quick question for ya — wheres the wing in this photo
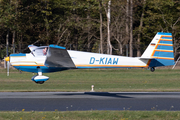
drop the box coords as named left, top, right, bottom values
left=45, top=45, right=76, bottom=68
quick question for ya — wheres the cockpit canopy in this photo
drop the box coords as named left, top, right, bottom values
left=28, top=45, right=48, bottom=56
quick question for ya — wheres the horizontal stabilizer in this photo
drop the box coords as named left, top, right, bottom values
left=139, top=57, right=154, bottom=60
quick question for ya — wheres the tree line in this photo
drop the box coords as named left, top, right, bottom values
left=0, top=0, right=180, bottom=60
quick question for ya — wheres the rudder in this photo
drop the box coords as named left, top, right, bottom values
left=141, top=32, right=174, bottom=67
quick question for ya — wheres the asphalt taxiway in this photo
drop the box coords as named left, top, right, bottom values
left=0, top=92, right=180, bottom=111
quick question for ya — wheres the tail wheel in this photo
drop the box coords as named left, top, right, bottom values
left=150, top=67, right=155, bottom=72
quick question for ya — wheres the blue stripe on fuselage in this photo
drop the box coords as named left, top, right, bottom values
left=13, top=66, right=69, bottom=73
left=10, top=53, right=26, bottom=57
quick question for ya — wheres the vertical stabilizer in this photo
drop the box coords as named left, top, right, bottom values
left=141, top=32, right=174, bottom=67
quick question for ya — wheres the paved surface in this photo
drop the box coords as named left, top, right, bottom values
left=0, top=92, right=180, bottom=111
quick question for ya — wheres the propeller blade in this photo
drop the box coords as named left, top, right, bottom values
left=7, top=61, right=9, bottom=76
left=5, top=57, right=10, bottom=76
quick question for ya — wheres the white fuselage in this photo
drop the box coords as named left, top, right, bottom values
left=68, top=50, right=149, bottom=68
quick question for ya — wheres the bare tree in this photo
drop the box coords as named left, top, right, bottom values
left=111, top=1, right=128, bottom=55
left=56, top=23, right=68, bottom=45
left=137, top=0, right=146, bottom=57
left=129, top=0, right=133, bottom=57
left=126, top=0, right=129, bottom=56
left=99, top=0, right=104, bottom=53
left=103, top=0, right=112, bottom=54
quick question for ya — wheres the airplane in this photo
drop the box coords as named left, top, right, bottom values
left=4, top=32, right=175, bottom=84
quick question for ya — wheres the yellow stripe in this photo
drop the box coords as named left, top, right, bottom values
left=11, top=61, right=44, bottom=65
left=151, top=57, right=174, bottom=60
left=11, top=61, right=37, bottom=64
left=12, top=65, right=45, bottom=66
left=154, top=49, right=173, bottom=52
left=75, top=64, right=149, bottom=68
left=157, top=43, right=173, bottom=46
left=159, top=39, right=172, bottom=41
left=161, top=35, right=172, bottom=37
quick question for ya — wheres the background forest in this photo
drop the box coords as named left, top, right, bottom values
left=0, top=0, right=180, bottom=60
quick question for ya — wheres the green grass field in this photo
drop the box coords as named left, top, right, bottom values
left=0, top=68, right=180, bottom=92
left=0, top=111, right=180, bottom=120
left=1, top=68, right=180, bottom=120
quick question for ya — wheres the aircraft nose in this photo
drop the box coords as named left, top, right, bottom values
left=5, top=57, right=10, bottom=62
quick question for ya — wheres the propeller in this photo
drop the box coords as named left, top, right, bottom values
left=4, top=57, right=10, bottom=76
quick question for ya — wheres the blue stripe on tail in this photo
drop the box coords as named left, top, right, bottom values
left=159, top=41, right=172, bottom=44
left=149, top=59, right=174, bottom=67
left=150, top=32, right=174, bottom=67
left=157, top=32, right=172, bottom=35
left=153, top=51, right=174, bottom=58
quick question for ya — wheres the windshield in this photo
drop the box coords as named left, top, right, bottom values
left=31, top=47, right=48, bottom=56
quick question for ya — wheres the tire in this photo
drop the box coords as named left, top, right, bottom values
left=150, top=67, right=155, bottom=72
left=35, top=81, right=45, bottom=84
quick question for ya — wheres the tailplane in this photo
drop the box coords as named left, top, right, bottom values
left=141, top=32, right=174, bottom=67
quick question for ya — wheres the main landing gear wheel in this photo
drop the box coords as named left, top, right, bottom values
left=150, top=67, right=155, bottom=72
left=35, top=81, right=45, bottom=84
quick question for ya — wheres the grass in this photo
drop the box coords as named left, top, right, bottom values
left=0, top=68, right=180, bottom=92
left=0, top=111, right=180, bottom=120
left=1, top=68, right=180, bottom=119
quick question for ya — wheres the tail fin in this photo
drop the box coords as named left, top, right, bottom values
left=141, top=32, right=174, bottom=67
